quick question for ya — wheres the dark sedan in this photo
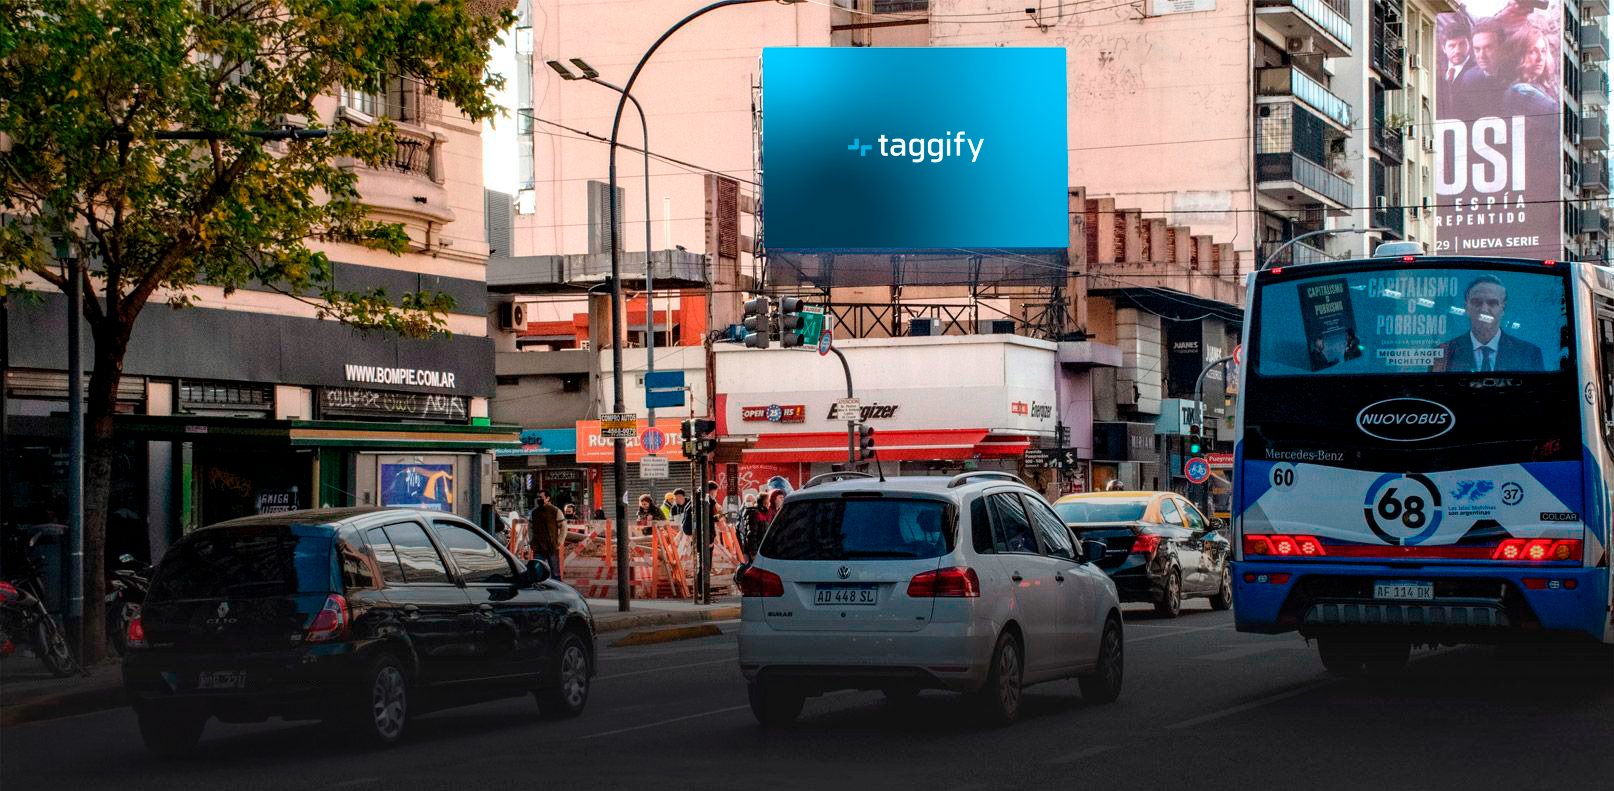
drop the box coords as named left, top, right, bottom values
left=1053, top=492, right=1232, bottom=617
left=123, top=507, right=595, bottom=756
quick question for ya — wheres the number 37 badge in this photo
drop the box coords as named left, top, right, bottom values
left=1363, top=473, right=1444, bottom=546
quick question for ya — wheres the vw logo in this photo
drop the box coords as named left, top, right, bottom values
left=837, top=566, right=851, bottom=579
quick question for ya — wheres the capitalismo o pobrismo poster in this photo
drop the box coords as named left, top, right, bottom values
left=1435, top=0, right=1563, bottom=258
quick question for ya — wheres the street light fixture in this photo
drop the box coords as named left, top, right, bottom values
left=1259, top=226, right=1395, bottom=270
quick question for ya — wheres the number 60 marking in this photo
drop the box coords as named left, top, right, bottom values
left=1270, top=463, right=1297, bottom=489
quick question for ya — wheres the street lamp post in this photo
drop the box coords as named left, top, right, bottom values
left=545, top=61, right=661, bottom=431
left=1259, top=227, right=1393, bottom=270
left=602, top=0, right=801, bottom=611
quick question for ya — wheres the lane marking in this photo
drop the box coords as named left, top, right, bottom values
left=323, top=779, right=381, bottom=790
left=1128, top=624, right=1235, bottom=644
left=597, top=658, right=734, bottom=681
left=1164, top=681, right=1335, bottom=729
left=1042, top=744, right=1114, bottom=765
left=576, top=705, right=750, bottom=740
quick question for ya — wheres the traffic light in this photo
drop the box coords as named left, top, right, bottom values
left=857, top=423, right=876, bottom=461
left=692, top=418, right=718, bottom=454
left=778, top=297, right=805, bottom=348
left=742, top=295, right=771, bottom=349
left=680, top=418, right=698, bottom=457
left=1187, top=434, right=1203, bottom=455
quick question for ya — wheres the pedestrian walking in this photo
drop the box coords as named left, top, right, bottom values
left=528, top=492, right=565, bottom=576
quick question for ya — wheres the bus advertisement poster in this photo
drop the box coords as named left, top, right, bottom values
left=1297, top=277, right=1361, bottom=371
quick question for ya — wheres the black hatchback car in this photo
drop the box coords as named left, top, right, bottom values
left=123, top=508, right=595, bottom=756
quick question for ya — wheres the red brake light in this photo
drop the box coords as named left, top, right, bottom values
left=738, top=566, right=784, bottom=597
left=1524, top=539, right=1553, bottom=561
left=1272, top=535, right=1297, bottom=555
left=1245, top=534, right=1324, bottom=557
left=1401, top=255, right=1416, bottom=262
left=306, top=594, right=350, bottom=643
left=908, top=567, right=981, bottom=598
left=1293, top=536, right=1326, bottom=556
left=1542, top=259, right=1556, bottom=266
left=1492, top=538, right=1581, bottom=562
left=1244, top=536, right=1272, bottom=555
left=126, top=615, right=147, bottom=649
left=1131, top=533, right=1161, bottom=556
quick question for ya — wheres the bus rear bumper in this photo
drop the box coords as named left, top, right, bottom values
left=1232, top=561, right=1609, bottom=643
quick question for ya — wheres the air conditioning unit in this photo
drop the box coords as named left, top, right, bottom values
left=908, top=317, right=940, bottom=337
left=981, top=319, right=1016, bottom=335
left=1374, top=195, right=1389, bottom=210
left=497, top=301, right=527, bottom=331
left=1286, top=36, right=1320, bottom=56
left=1422, top=137, right=1435, bottom=152
left=1409, top=52, right=1422, bottom=71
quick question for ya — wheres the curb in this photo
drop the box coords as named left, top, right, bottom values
left=609, top=623, right=723, bottom=648
left=594, top=605, right=741, bottom=635
left=0, top=681, right=127, bottom=727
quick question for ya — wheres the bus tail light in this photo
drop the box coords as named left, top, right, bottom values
left=1243, top=534, right=1326, bottom=557
left=1492, top=539, right=1581, bottom=562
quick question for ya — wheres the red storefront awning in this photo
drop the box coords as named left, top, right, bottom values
left=742, top=429, right=989, bottom=463
left=975, top=433, right=1033, bottom=458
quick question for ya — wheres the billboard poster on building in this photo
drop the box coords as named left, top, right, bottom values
left=380, top=463, right=455, bottom=512
left=1435, top=0, right=1562, bottom=257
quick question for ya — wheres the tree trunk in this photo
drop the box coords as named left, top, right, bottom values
left=79, top=325, right=129, bottom=665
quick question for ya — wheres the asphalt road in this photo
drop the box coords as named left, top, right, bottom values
left=3, top=601, right=1610, bottom=790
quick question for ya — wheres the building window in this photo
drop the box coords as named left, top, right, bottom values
left=496, top=376, right=521, bottom=387
left=561, top=376, right=584, bottom=393
left=178, top=380, right=274, bottom=414
left=340, top=75, right=423, bottom=123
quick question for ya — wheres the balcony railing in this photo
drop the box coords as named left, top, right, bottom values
left=1586, top=114, right=1609, bottom=149
left=1372, top=121, right=1404, bottom=162
left=1257, top=67, right=1354, bottom=129
left=1373, top=203, right=1405, bottom=238
left=1258, top=239, right=1335, bottom=267
left=1372, top=31, right=1404, bottom=87
left=1257, top=152, right=1353, bottom=207
left=1585, top=156, right=1610, bottom=193
left=1583, top=24, right=1610, bottom=59
left=1583, top=65, right=1609, bottom=105
left=1577, top=208, right=1610, bottom=236
left=1256, top=0, right=1353, bottom=50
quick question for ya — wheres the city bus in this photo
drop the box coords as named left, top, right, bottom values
left=1232, top=244, right=1613, bottom=675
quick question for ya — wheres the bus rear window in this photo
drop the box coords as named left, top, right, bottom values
left=1255, top=266, right=1569, bottom=376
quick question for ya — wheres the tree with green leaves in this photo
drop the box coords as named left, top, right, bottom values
left=0, top=0, right=514, bottom=662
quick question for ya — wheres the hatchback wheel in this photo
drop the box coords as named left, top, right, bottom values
left=1209, top=567, right=1233, bottom=611
left=137, top=707, right=207, bottom=758
left=971, top=631, right=1024, bottom=726
left=536, top=631, right=591, bottom=719
left=1078, top=618, right=1124, bottom=704
left=748, top=679, right=805, bottom=727
left=1155, top=568, right=1183, bottom=618
left=346, top=652, right=409, bottom=747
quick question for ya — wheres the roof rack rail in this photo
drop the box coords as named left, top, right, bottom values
left=945, top=471, right=1022, bottom=489
left=803, top=471, right=876, bottom=489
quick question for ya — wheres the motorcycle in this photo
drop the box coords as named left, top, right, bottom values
left=105, top=553, right=151, bottom=658
left=0, top=530, right=81, bottom=677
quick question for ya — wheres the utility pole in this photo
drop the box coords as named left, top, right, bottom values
left=62, top=243, right=84, bottom=656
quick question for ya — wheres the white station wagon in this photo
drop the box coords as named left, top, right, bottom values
left=737, top=471, right=1124, bottom=726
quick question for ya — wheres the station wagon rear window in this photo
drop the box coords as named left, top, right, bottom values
left=150, top=524, right=334, bottom=599
left=761, top=498, right=954, bottom=561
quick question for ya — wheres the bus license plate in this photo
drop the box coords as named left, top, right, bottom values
left=1374, top=581, right=1433, bottom=601
left=815, top=585, right=877, bottom=606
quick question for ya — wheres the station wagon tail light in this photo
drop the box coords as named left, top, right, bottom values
left=306, top=594, right=350, bottom=643
left=907, top=567, right=981, bottom=598
left=738, top=566, right=784, bottom=597
left=1244, top=534, right=1325, bottom=557
left=1131, top=533, right=1161, bottom=556
left=1492, top=539, right=1581, bottom=562
left=126, top=615, right=146, bottom=649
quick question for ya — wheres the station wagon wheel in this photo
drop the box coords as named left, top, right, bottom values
left=972, top=630, right=1023, bottom=726
left=1079, top=617, right=1124, bottom=704
left=537, top=631, right=591, bottom=719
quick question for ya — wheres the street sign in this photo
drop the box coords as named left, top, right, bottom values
left=1184, top=456, right=1211, bottom=484
left=799, top=309, right=825, bottom=347
left=600, top=412, right=637, bottom=439
left=818, top=324, right=833, bottom=356
left=640, top=428, right=667, bottom=454
left=639, top=454, right=669, bottom=479
left=1206, top=452, right=1234, bottom=467
left=833, top=398, right=861, bottom=422
left=644, top=371, right=686, bottom=409
left=1023, top=448, right=1050, bottom=467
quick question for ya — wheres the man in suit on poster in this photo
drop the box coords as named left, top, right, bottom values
left=1433, top=275, right=1545, bottom=372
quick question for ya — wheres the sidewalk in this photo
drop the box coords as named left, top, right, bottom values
left=0, top=657, right=125, bottom=728
left=0, top=597, right=740, bottom=728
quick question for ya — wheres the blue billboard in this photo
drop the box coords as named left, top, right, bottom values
left=762, top=47, right=1068, bottom=252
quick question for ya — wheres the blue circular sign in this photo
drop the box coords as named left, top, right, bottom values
left=766, top=404, right=783, bottom=422
left=640, top=428, right=666, bottom=454
left=1185, top=457, right=1210, bottom=484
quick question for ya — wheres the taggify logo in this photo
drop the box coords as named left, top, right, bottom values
left=846, top=132, right=984, bottom=163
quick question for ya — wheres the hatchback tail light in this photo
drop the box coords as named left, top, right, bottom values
left=126, top=615, right=147, bottom=650
left=1492, top=539, right=1581, bottom=562
left=1130, top=533, right=1161, bottom=557
left=907, top=567, right=981, bottom=598
left=305, top=594, right=350, bottom=643
left=738, top=566, right=784, bottom=597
